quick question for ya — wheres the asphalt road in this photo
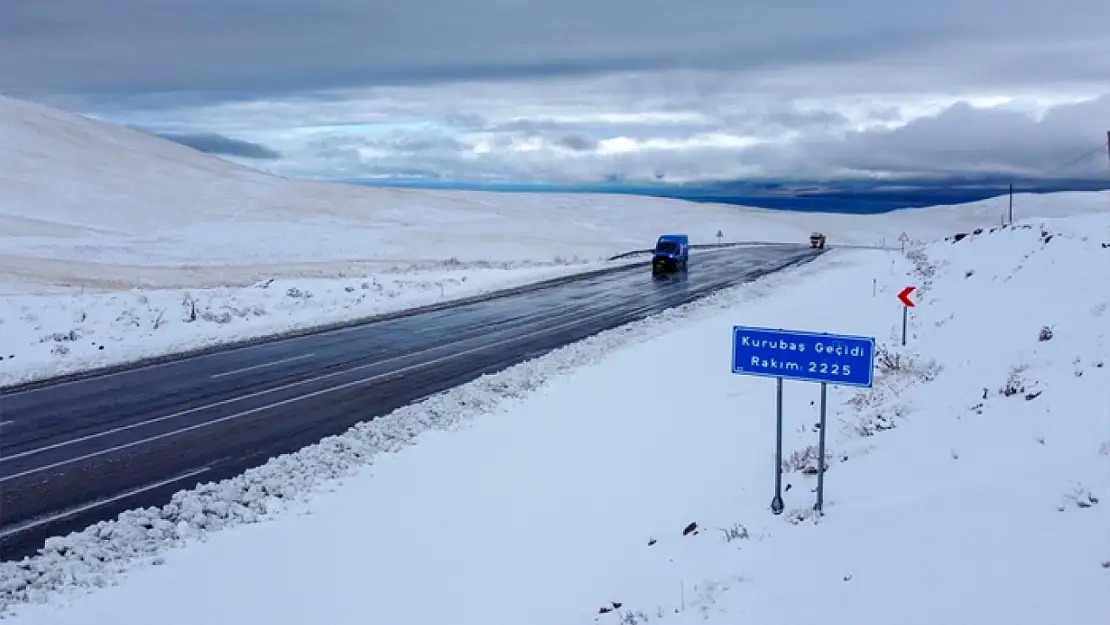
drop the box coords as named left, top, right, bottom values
left=0, top=244, right=822, bottom=560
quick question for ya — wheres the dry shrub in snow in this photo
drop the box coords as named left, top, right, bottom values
left=999, top=364, right=1034, bottom=398
left=718, top=523, right=750, bottom=543
left=849, top=403, right=911, bottom=438
left=285, top=287, right=311, bottom=299
left=781, top=445, right=831, bottom=474
left=1058, top=484, right=1101, bottom=512
left=905, top=247, right=938, bottom=286
left=873, top=343, right=942, bottom=381
left=843, top=343, right=939, bottom=439
left=785, top=506, right=820, bottom=525
left=39, top=330, right=81, bottom=344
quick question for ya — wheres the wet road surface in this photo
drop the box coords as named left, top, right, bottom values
left=0, top=244, right=822, bottom=559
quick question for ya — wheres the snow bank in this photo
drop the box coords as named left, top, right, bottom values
left=4, top=211, right=1107, bottom=624
left=0, top=258, right=641, bottom=387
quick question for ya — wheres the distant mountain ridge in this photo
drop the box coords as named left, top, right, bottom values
left=347, top=176, right=1110, bottom=214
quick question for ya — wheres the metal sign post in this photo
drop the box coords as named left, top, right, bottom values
left=898, top=286, right=916, bottom=346
left=716, top=229, right=724, bottom=245
left=732, top=326, right=876, bottom=515
left=815, top=382, right=828, bottom=512
left=772, top=377, right=785, bottom=514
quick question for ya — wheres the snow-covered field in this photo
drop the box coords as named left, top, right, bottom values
left=3, top=208, right=1107, bottom=623
left=3, top=94, right=1107, bottom=386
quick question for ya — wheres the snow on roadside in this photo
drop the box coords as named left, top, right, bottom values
left=0, top=245, right=827, bottom=616
left=4, top=214, right=1108, bottom=624
left=0, top=257, right=641, bottom=387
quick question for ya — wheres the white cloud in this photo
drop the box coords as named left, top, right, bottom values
left=99, top=70, right=1109, bottom=184
left=4, top=0, right=1109, bottom=184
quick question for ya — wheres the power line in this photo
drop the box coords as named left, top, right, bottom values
left=1005, top=135, right=1109, bottom=226
left=1040, top=140, right=1110, bottom=178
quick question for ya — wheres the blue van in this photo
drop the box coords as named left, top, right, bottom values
left=651, top=234, right=689, bottom=275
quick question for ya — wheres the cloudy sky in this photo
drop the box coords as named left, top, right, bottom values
left=3, top=0, right=1109, bottom=184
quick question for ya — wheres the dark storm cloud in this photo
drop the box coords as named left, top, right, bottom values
left=749, top=94, right=1110, bottom=180
left=2, top=0, right=1109, bottom=100
left=155, top=132, right=283, bottom=160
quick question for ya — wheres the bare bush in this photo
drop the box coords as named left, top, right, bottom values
left=906, top=248, right=937, bottom=282
left=285, top=287, right=312, bottom=299
left=876, top=344, right=904, bottom=373
left=718, top=523, right=750, bottom=543
left=618, top=609, right=651, bottom=624
left=782, top=445, right=831, bottom=474
left=181, top=292, right=197, bottom=322
left=200, top=310, right=233, bottom=324
left=1058, top=484, right=1101, bottom=512
left=115, top=310, right=140, bottom=327
left=39, top=330, right=80, bottom=344
left=1000, top=364, right=1030, bottom=397
left=786, top=506, right=820, bottom=525
left=875, top=344, right=942, bottom=382
left=851, top=404, right=908, bottom=437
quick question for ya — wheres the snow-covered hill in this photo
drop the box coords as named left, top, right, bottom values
left=3, top=210, right=1107, bottom=624
left=2, top=92, right=1108, bottom=386
left=3, top=93, right=1107, bottom=295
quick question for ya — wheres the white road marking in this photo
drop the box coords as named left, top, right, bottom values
left=0, top=467, right=211, bottom=538
left=0, top=294, right=682, bottom=483
left=210, top=353, right=316, bottom=379
left=0, top=300, right=614, bottom=468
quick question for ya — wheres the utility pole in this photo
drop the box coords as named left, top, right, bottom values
left=1008, top=183, right=1013, bottom=226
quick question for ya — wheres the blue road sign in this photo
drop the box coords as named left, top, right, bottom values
left=732, top=325, right=876, bottom=388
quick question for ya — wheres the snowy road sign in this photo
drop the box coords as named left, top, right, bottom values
left=731, top=326, right=875, bottom=388
left=898, top=286, right=917, bottom=345
left=898, top=286, right=916, bottom=307
left=732, top=325, right=876, bottom=516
